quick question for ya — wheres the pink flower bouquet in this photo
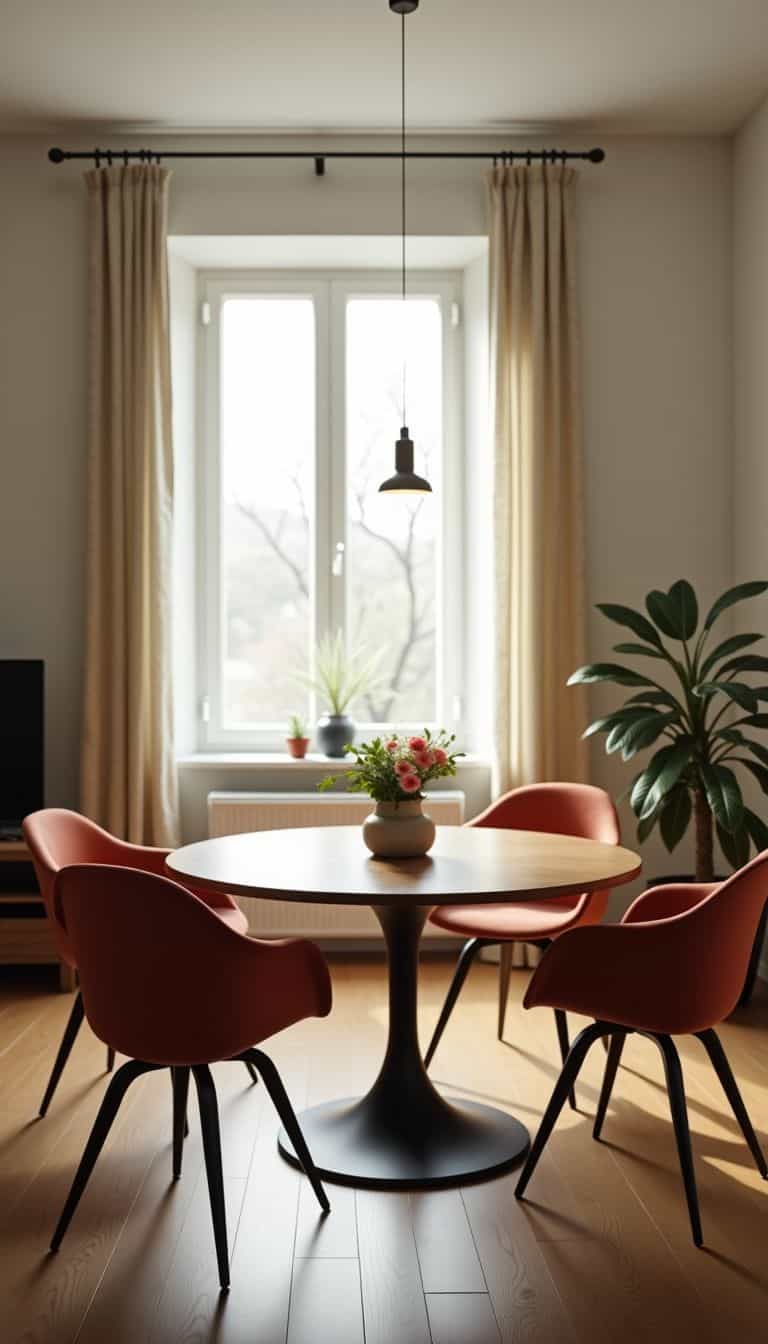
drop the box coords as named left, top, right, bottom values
left=319, top=729, right=462, bottom=803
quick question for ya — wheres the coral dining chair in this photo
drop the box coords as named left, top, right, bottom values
left=23, top=808, right=253, bottom=1116
left=515, top=855, right=768, bottom=1246
left=49, top=864, right=332, bottom=1290
left=425, top=784, right=620, bottom=1107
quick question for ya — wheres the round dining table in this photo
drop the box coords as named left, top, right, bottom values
left=168, top=825, right=641, bottom=1190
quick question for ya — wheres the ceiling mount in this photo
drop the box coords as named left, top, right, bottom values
left=389, top=1, right=419, bottom=13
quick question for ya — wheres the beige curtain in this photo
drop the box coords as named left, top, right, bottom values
left=489, top=163, right=588, bottom=793
left=81, top=165, right=178, bottom=845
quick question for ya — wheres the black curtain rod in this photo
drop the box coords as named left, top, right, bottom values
left=48, top=145, right=605, bottom=177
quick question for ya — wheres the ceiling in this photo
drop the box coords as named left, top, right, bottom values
left=2, top=0, right=768, bottom=137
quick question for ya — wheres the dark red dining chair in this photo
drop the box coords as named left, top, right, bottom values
left=425, top=784, right=620, bottom=1107
left=515, top=855, right=768, bottom=1246
left=23, top=808, right=253, bottom=1116
left=49, top=864, right=332, bottom=1290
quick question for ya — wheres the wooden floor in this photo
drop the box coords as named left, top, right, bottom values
left=0, top=955, right=766, bottom=1344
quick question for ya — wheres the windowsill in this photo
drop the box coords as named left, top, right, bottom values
left=177, top=752, right=492, bottom=771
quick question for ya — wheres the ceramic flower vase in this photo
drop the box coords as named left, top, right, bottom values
left=362, top=799, right=436, bottom=859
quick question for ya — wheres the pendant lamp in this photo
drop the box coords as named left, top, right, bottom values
left=379, top=0, right=432, bottom=495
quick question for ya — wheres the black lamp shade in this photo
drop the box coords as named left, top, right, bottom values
left=378, top=426, right=432, bottom=494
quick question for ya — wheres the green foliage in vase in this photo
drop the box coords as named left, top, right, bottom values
left=569, top=579, right=768, bottom=881
left=319, top=729, right=463, bottom=803
left=296, top=630, right=385, bottom=716
left=287, top=714, right=308, bottom=740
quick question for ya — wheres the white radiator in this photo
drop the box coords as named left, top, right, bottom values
left=207, top=790, right=465, bottom=941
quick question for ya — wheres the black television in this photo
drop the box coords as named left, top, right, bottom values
left=0, top=660, right=44, bottom=833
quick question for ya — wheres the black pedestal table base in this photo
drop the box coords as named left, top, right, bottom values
left=278, top=902, right=530, bottom=1189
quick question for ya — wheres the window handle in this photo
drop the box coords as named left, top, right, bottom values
left=332, top=541, right=345, bottom=578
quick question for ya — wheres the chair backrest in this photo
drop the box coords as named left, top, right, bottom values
left=22, top=809, right=124, bottom=965
left=659, top=850, right=768, bottom=1028
left=53, top=864, right=260, bottom=1064
left=467, top=783, right=620, bottom=918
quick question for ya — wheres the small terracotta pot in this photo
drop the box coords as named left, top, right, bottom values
left=286, top=737, right=310, bottom=760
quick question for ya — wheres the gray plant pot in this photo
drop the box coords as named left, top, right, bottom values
left=317, top=713, right=355, bottom=758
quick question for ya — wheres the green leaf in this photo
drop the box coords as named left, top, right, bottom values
left=659, top=786, right=692, bottom=853
left=717, top=654, right=768, bottom=677
left=582, top=704, right=666, bottom=740
left=619, top=712, right=678, bottom=761
left=596, top=603, right=664, bottom=648
left=700, top=764, right=744, bottom=835
left=637, top=810, right=660, bottom=843
left=741, top=738, right=768, bottom=767
left=646, top=589, right=683, bottom=641
left=717, top=821, right=750, bottom=869
left=699, top=633, right=764, bottom=679
left=733, top=713, right=768, bottom=730
left=734, top=758, right=768, bottom=796
left=694, top=681, right=759, bottom=713
left=625, top=689, right=681, bottom=708
left=667, top=580, right=698, bottom=640
left=612, top=642, right=669, bottom=660
left=567, top=663, right=657, bottom=688
left=712, top=726, right=747, bottom=746
left=743, top=806, right=768, bottom=854
left=630, top=768, right=657, bottom=817
left=639, top=740, right=695, bottom=820
left=704, top=580, right=768, bottom=631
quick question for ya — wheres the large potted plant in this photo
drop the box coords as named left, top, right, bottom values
left=299, top=630, right=384, bottom=758
left=569, top=579, right=768, bottom=1000
left=570, top=579, right=768, bottom=877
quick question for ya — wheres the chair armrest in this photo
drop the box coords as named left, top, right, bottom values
left=621, top=882, right=717, bottom=925
left=523, top=915, right=718, bottom=1035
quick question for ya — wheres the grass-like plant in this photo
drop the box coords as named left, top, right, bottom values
left=569, top=579, right=768, bottom=881
left=287, top=714, right=308, bottom=740
left=298, top=630, right=384, bottom=717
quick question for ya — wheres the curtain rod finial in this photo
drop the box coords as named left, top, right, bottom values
left=588, top=147, right=605, bottom=163
left=48, top=147, right=65, bottom=164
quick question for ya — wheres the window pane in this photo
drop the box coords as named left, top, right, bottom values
left=346, top=298, right=441, bottom=725
left=220, top=298, right=314, bottom=727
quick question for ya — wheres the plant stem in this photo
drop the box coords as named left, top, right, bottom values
left=694, top=787, right=714, bottom=882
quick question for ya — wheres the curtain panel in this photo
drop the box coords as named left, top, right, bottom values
left=489, top=163, right=589, bottom=792
left=80, top=165, right=178, bottom=845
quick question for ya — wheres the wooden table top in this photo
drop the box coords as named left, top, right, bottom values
left=167, top=826, right=641, bottom=908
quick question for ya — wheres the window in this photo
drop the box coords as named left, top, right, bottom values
left=198, top=272, right=463, bottom=748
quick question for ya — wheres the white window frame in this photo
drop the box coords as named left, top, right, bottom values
left=196, top=268, right=464, bottom=751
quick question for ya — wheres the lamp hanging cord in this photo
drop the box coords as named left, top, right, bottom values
left=401, top=11, right=407, bottom=423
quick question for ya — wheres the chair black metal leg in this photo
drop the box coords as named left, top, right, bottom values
left=244, top=1059, right=259, bottom=1085
left=497, top=943, right=513, bottom=1041
left=106, top=1046, right=115, bottom=1073
left=515, top=1022, right=611, bottom=1200
left=553, top=1009, right=577, bottom=1111
left=245, top=1049, right=330, bottom=1214
left=696, top=1029, right=768, bottom=1178
left=50, top=1059, right=159, bottom=1251
left=651, top=1034, right=703, bottom=1248
left=171, top=1066, right=191, bottom=1180
left=39, top=991, right=85, bottom=1117
left=192, top=1065, right=230, bottom=1292
left=424, top=938, right=489, bottom=1069
left=593, top=1032, right=627, bottom=1139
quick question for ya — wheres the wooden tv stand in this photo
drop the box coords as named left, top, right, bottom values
left=0, top=840, right=75, bottom=991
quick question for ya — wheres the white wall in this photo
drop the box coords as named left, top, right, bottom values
left=0, top=133, right=732, bottom=900
left=733, top=93, right=768, bottom=975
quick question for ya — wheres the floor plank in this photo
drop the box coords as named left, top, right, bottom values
left=426, top=1291, right=501, bottom=1344
left=410, top=1188, right=487, bottom=1292
left=287, top=1258, right=364, bottom=1344
left=357, top=1190, right=430, bottom=1344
